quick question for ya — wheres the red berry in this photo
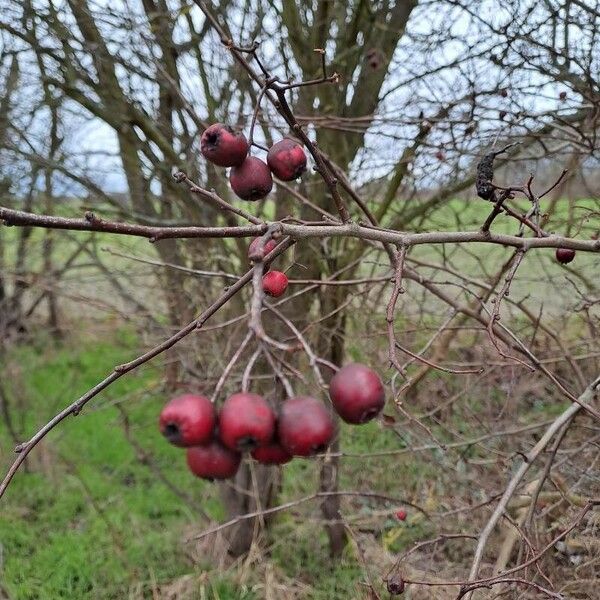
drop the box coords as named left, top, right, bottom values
left=262, top=271, right=288, bottom=297
left=395, top=509, right=407, bottom=521
left=435, top=150, right=445, bottom=161
left=248, top=237, right=278, bottom=262
left=159, top=394, right=216, bottom=447
left=278, top=397, right=335, bottom=457
left=251, top=442, right=292, bottom=465
left=267, top=139, right=307, bottom=181
left=219, top=392, right=276, bottom=451
left=230, top=156, right=273, bottom=201
left=559, top=91, right=567, bottom=100
left=200, top=123, right=248, bottom=167
left=555, top=247, right=576, bottom=264
left=329, top=363, right=385, bottom=424
left=186, top=441, right=241, bottom=480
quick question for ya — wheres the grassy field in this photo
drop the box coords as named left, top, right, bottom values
left=0, top=331, right=194, bottom=598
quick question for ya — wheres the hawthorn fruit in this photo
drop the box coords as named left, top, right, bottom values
left=329, top=363, right=385, bottom=424
left=248, top=237, right=278, bottom=262
left=251, top=442, right=293, bottom=465
left=387, top=575, right=405, bottom=595
left=395, top=509, right=407, bottom=521
left=230, top=156, right=273, bottom=201
left=219, top=392, right=276, bottom=451
left=262, top=271, right=288, bottom=297
left=278, top=396, right=335, bottom=456
left=186, top=440, right=241, bottom=480
left=159, top=394, right=216, bottom=447
left=201, top=123, right=248, bottom=167
left=267, top=139, right=307, bottom=181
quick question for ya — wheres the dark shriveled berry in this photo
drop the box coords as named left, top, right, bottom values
left=387, top=574, right=405, bottom=595
left=475, top=151, right=496, bottom=200
left=475, top=142, right=519, bottom=201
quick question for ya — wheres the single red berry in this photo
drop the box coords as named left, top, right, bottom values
left=186, top=441, right=241, bottom=480
left=251, top=442, right=293, bottom=465
left=555, top=247, right=576, bottom=264
left=200, top=123, right=248, bottom=167
left=500, top=88, right=508, bottom=97
left=219, top=392, right=276, bottom=451
left=263, top=271, right=288, bottom=298
left=329, top=363, right=385, bottom=424
left=395, top=509, right=407, bottom=521
left=159, top=394, right=216, bottom=447
left=230, top=156, right=273, bottom=201
left=435, top=150, right=445, bottom=161
left=248, top=237, right=278, bottom=262
left=278, top=396, right=335, bottom=457
left=267, top=139, right=307, bottom=181
left=559, top=91, right=567, bottom=101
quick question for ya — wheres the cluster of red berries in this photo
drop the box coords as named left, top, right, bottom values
left=200, top=123, right=309, bottom=297
left=200, top=123, right=307, bottom=200
left=158, top=363, right=385, bottom=481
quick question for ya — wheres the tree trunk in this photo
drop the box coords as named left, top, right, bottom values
left=219, top=462, right=281, bottom=556
left=318, top=298, right=348, bottom=557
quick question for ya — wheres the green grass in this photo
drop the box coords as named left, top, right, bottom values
left=0, top=331, right=201, bottom=599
